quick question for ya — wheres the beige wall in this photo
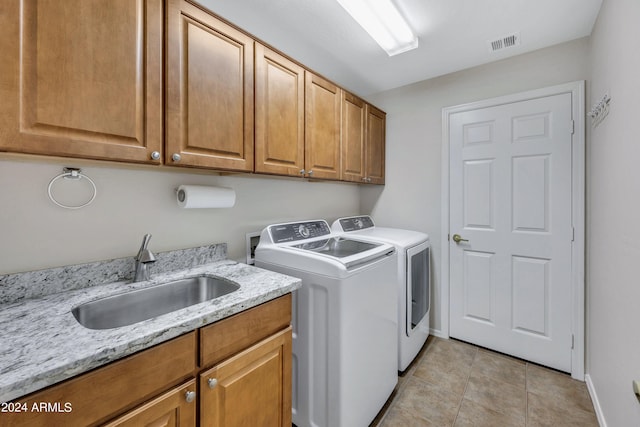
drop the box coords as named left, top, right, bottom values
left=0, top=156, right=359, bottom=275
left=587, top=0, right=640, bottom=424
left=362, top=37, right=590, bottom=335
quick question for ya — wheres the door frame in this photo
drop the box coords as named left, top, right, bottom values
left=440, top=81, right=585, bottom=379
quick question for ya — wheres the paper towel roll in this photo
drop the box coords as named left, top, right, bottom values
left=176, top=185, right=236, bottom=208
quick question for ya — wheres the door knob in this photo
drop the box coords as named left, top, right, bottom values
left=452, top=234, right=469, bottom=243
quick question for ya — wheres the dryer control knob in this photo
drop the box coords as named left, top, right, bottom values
left=298, top=224, right=310, bottom=238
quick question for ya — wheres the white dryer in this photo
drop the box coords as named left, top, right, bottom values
left=255, top=220, right=398, bottom=427
left=332, top=216, right=430, bottom=371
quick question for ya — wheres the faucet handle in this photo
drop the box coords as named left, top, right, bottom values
left=136, top=234, right=156, bottom=262
left=140, top=234, right=152, bottom=250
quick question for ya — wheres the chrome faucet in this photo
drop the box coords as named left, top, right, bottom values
left=133, top=234, right=156, bottom=282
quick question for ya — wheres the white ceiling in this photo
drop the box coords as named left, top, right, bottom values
left=198, top=0, right=602, bottom=96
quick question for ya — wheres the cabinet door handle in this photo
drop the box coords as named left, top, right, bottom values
left=207, top=378, right=218, bottom=389
left=150, top=151, right=161, bottom=160
left=172, top=153, right=181, bottom=162
left=299, top=169, right=306, bottom=175
left=185, top=390, right=196, bottom=403
left=307, top=170, right=314, bottom=177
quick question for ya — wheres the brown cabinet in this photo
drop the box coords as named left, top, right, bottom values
left=103, top=380, right=197, bottom=427
left=0, top=332, right=197, bottom=427
left=0, top=0, right=163, bottom=164
left=304, top=73, right=342, bottom=180
left=165, top=0, right=254, bottom=171
left=1, top=295, right=292, bottom=427
left=341, top=92, right=367, bottom=183
left=341, top=93, right=386, bottom=184
left=254, top=43, right=306, bottom=177
left=0, top=2, right=385, bottom=183
left=364, top=104, right=386, bottom=184
left=200, top=328, right=292, bottom=427
left=255, top=50, right=343, bottom=181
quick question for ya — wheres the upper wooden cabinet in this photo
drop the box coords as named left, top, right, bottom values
left=341, top=91, right=366, bottom=183
left=0, top=0, right=163, bottom=164
left=305, top=73, right=341, bottom=180
left=341, top=93, right=386, bottom=184
left=0, top=2, right=385, bottom=183
left=165, top=0, right=254, bottom=171
left=254, top=43, right=305, bottom=177
left=365, top=104, right=386, bottom=185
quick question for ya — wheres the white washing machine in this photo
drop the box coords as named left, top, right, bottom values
left=332, top=215, right=430, bottom=371
left=255, top=220, right=398, bottom=427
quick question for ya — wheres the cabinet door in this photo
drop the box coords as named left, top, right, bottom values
left=304, top=73, right=341, bottom=180
left=200, top=327, right=292, bottom=427
left=0, top=332, right=196, bottom=427
left=0, top=0, right=163, bottom=164
left=255, top=44, right=305, bottom=177
left=103, top=380, right=197, bottom=427
left=365, top=104, right=386, bottom=184
left=341, top=91, right=366, bottom=183
left=166, top=0, right=254, bottom=171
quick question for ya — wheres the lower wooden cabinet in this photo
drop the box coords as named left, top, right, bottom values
left=1, top=295, right=292, bottom=427
left=0, top=332, right=197, bottom=427
left=103, top=380, right=197, bottom=427
left=200, top=328, right=292, bottom=427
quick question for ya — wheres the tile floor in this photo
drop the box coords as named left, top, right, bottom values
left=371, top=337, right=599, bottom=426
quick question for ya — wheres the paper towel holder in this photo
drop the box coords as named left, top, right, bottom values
left=175, top=184, right=236, bottom=209
left=176, top=187, right=186, bottom=203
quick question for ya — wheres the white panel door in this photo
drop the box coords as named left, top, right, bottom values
left=449, top=93, right=573, bottom=372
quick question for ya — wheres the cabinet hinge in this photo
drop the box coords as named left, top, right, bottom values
left=571, top=227, right=575, bottom=242
left=570, top=120, right=575, bottom=135
left=448, top=233, right=450, bottom=241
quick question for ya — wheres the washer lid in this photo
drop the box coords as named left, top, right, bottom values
left=292, top=237, right=379, bottom=258
left=287, top=236, right=394, bottom=269
left=332, top=216, right=430, bottom=248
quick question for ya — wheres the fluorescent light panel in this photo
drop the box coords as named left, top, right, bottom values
left=337, top=0, right=418, bottom=56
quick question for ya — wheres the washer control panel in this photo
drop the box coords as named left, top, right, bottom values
left=338, top=216, right=375, bottom=232
left=270, top=221, right=331, bottom=243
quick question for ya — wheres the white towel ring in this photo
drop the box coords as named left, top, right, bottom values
left=47, top=167, right=97, bottom=209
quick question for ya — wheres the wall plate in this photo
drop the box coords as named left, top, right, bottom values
left=245, top=231, right=261, bottom=265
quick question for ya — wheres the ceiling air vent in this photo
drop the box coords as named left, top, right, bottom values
left=488, top=32, right=521, bottom=53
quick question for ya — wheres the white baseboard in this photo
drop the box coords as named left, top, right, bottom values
left=585, top=374, right=607, bottom=427
left=429, top=328, right=449, bottom=339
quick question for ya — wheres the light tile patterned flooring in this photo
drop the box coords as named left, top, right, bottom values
left=371, top=337, right=599, bottom=426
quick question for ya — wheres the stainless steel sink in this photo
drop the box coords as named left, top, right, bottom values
left=72, top=276, right=240, bottom=330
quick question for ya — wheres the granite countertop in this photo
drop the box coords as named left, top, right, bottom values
left=0, top=260, right=301, bottom=402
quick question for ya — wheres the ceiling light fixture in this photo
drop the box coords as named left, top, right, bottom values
left=336, top=0, right=418, bottom=56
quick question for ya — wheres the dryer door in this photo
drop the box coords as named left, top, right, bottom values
left=406, top=241, right=430, bottom=336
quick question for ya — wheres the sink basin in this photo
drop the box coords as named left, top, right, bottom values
left=72, top=276, right=240, bottom=330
